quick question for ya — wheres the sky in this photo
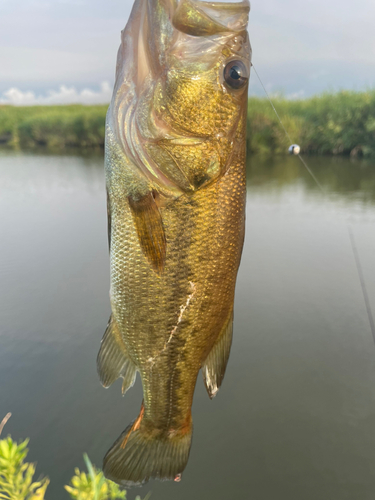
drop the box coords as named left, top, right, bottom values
left=0, top=0, right=374, bottom=104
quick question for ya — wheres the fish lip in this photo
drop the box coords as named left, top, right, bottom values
left=172, top=0, right=250, bottom=37
left=192, top=0, right=250, bottom=12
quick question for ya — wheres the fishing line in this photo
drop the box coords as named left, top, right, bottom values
left=251, top=63, right=324, bottom=193
left=251, top=63, right=375, bottom=346
left=348, top=225, right=375, bottom=344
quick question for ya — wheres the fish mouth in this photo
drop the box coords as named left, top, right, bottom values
left=173, top=0, right=250, bottom=37
left=180, top=0, right=250, bottom=12
left=115, top=0, right=251, bottom=92
left=180, top=0, right=250, bottom=15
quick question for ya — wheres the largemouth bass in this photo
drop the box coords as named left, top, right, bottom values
left=97, top=0, right=251, bottom=486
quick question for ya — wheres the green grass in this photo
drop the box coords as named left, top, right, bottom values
left=1, top=90, right=375, bottom=156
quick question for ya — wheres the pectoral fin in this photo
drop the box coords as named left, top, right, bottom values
left=97, top=315, right=137, bottom=395
left=128, top=191, right=166, bottom=273
left=202, top=309, right=234, bottom=399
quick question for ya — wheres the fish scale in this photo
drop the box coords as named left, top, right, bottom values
left=97, top=0, right=251, bottom=487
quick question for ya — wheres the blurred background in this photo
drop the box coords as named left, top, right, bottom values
left=1, top=1, right=375, bottom=500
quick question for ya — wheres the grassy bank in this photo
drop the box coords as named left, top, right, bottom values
left=247, top=91, right=375, bottom=157
left=0, top=104, right=107, bottom=150
left=0, top=90, right=375, bottom=156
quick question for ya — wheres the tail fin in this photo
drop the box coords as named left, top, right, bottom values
left=103, top=405, right=192, bottom=487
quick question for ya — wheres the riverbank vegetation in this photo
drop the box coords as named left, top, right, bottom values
left=247, top=91, right=375, bottom=157
left=0, top=105, right=107, bottom=150
left=0, top=414, right=147, bottom=500
left=0, top=90, right=374, bottom=156
left=0, top=436, right=147, bottom=500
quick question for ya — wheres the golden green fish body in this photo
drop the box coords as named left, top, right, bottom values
left=98, top=0, right=251, bottom=486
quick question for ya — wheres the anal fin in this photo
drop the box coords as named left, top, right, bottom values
left=202, top=309, right=234, bottom=399
left=97, top=315, right=137, bottom=395
left=128, top=191, right=166, bottom=273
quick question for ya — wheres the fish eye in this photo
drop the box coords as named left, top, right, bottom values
left=223, top=60, right=249, bottom=90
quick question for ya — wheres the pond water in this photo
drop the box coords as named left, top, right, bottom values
left=1, top=150, right=375, bottom=500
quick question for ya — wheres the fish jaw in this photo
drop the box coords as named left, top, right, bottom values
left=106, top=0, right=251, bottom=196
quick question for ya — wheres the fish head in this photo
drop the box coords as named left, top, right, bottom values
left=108, top=0, right=251, bottom=194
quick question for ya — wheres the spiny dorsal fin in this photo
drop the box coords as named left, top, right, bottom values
left=202, top=309, right=234, bottom=399
left=97, top=315, right=137, bottom=395
left=128, top=191, right=166, bottom=273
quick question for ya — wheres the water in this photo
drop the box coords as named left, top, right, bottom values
left=1, top=150, right=375, bottom=500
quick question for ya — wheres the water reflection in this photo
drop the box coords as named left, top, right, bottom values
left=1, top=151, right=375, bottom=500
left=247, top=154, right=375, bottom=204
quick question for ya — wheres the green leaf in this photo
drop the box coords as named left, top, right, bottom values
left=0, top=440, right=10, bottom=459
left=0, top=436, right=48, bottom=500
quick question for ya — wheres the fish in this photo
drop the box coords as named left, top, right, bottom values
left=97, top=0, right=251, bottom=487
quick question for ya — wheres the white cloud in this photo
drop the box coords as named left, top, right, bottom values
left=0, top=82, right=112, bottom=106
